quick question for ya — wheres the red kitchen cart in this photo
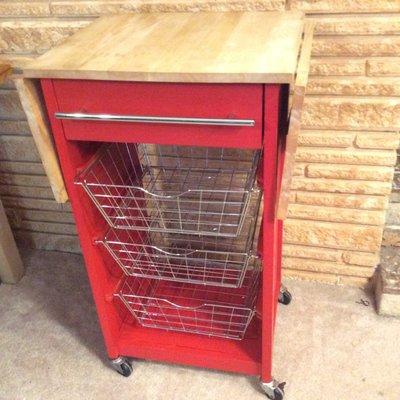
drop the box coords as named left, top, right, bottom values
left=21, top=12, right=313, bottom=400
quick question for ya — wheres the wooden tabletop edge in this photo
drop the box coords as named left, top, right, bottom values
left=0, top=64, right=12, bottom=84
left=22, top=69, right=296, bottom=84
left=276, top=21, right=314, bottom=221
left=294, top=21, right=315, bottom=89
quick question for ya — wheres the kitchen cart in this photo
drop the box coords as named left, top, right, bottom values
left=21, top=12, right=313, bottom=399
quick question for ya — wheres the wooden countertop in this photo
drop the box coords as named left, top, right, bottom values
left=23, top=11, right=304, bottom=83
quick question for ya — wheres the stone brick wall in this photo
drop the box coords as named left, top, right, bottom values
left=0, top=0, right=399, bottom=287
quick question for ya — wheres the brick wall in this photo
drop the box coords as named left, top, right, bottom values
left=0, top=0, right=399, bottom=287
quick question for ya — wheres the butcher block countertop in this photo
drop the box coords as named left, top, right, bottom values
left=23, top=11, right=304, bottom=83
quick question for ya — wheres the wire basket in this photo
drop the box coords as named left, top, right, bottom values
left=76, top=143, right=260, bottom=237
left=116, top=268, right=260, bottom=340
left=97, top=199, right=261, bottom=288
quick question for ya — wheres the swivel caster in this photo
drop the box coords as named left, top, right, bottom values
left=278, top=286, right=292, bottom=305
left=110, top=357, right=133, bottom=377
left=260, top=379, right=285, bottom=400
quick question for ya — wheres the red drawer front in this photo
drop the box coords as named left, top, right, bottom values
left=50, top=80, right=263, bottom=149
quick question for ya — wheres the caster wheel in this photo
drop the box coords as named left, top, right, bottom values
left=278, top=289, right=292, bottom=305
left=265, top=387, right=284, bottom=400
left=119, top=362, right=133, bottom=377
left=110, top=357, right=133, bottom=377
left=260, top=379, right=285, bottom=400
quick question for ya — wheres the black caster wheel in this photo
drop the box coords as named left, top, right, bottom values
left=260, top=379, right=285, bottom=399
left=119, top=362, right=133, bottom=377
left=278, top=289, right=292, bottom=305
left=266, top=387, right=284, bottom=400
left=110, top=357, right=133, bottom=377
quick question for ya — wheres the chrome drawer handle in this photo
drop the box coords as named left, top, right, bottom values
left=54, top=112, right=255, bottom=127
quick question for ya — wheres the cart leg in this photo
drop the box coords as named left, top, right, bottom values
left=260, top=85, right=288, bottom=399
left=109, top=356, right=133, bottom=377
left=276, top=219, right=291, bottom=306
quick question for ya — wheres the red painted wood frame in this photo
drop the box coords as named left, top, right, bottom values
left=40, top=79, right=287, bottom=381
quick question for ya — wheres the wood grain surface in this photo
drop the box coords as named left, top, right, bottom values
left=14, top=78, right=68, bottom=203
left=23, top=11, right=304, bottom=83
left=277, top=22, right=315, bottom=220
left=0, top=63, right=24, bottom=284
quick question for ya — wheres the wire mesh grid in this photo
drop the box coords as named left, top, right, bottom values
left=116, top=267, right=260, bottom=339
left=97, top=196, right=261, bottom=287
left=76, top=143, right=260, bottom=237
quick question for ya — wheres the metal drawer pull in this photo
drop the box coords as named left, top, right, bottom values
left=55, top=112, right=255, bottom=127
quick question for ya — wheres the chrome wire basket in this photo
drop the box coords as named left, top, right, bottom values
left=75, top=143, right=260, bottom=237
left=97, top=200, right=261, bottom=288
left=116, top=268, right=260, bottom=340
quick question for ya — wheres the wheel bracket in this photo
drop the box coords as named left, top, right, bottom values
left=260, top=379, right=285, bottom=399
left=109, top=356, right=133, bottom=377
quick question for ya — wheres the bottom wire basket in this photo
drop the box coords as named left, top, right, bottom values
left=116, top=268, right=260, bottom=340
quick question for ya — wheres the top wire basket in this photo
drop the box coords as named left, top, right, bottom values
left=76, top=143, right=261, bottom=237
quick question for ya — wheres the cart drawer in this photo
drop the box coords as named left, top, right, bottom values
left=50, top=80, right=263, bottom=149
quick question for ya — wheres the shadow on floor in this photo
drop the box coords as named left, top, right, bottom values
left=18, top=248, right=107, bottom=363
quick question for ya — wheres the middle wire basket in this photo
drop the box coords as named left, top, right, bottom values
left=76, top=143, right=260, bottom=237
left=97, top=196, right=261, bottom=288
